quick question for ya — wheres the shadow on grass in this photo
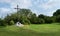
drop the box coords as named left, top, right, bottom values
left=0, top=27, right=60, bottom=36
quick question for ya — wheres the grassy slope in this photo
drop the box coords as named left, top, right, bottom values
left=0, top=24, right=60, bottom=36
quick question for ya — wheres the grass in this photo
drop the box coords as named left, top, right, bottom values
left=0, top=24, right=60, bottom=36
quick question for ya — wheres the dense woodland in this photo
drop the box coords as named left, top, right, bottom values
left=0, top=9, right=60, bottom=26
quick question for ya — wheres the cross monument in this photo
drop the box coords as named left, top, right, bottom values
left=14, top=5, right=20, bottom=21
left=14, top=5, right=24, bottom=27
left=14, top=5, right=20, bottom=13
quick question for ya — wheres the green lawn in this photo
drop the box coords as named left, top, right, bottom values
left=0, top=24, right=60, bottom=36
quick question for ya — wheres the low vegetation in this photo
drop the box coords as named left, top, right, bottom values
left=0, top=24, right=60, bottom=36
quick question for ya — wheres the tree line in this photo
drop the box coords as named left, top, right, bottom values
left=0, top=9, right=60, bottom=26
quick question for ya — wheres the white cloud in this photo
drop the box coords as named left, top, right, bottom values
left=38, top=0, right=60, bottom=10
left=0, top=8, right=10, bottom=12
left=0, top=0, right=32, bottom=8
left=0, top=0, right=33, bottom=17
left=36, top=0, right=60, bottom=16
left=10, top=0, right=32, bottom=8
left=0, top=8, right=10, bottom=18
left=45, top=10, right=56, bottom=16
left=0, top=0, right=60, bottom=17
left=0, top=0, right=11, bottom=3
left=0, top=8, right=16, bottom=15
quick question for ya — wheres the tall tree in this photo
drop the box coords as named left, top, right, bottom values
left=38, top=14, right=45, bottom=18
left=53, top=9, right=60, bottom=16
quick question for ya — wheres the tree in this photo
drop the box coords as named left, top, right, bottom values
left=38, top=18, right=45, bottom=24
left=56, top=15, right=60, bottom=23
left=4, top=14, right=11, bottom=24
left=20, top=16, right=31, bottom=24
left=53, top=9, right=60, bottom=16
left=18, top=9, right=33, bottom=17
left=51, top=16, right=56, bottom=23
left=38, top=14, right=53, bottom=23
left=4, top=9, right=33, bottom=24
left=0, top=18, right=7, bottom=26
left=29, top=13, right=37, bottom=24
left=53, top=9, right=60, bottom=23
left=44, top=17, right=53, bottom=23
left=38, top=14, right=45, bottom=19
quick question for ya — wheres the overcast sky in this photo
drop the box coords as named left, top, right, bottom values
left=0, top=0, right=60, bottom=18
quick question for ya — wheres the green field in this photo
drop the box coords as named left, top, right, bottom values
left=0, top=24, right=60, bottom=36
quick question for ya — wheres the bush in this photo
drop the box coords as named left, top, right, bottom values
left=0, top=19, right=7, bottom=26
left=56, top=15, right=60, bottom=23
left=20, top=16, right=31, bottom=24
left=9, top=20, right=15, bottom=25
left=21, top=18, right=31, bottom=24
left=38, top=18, right=45, bottom=24
left=44, top=18, right=53, bottom=24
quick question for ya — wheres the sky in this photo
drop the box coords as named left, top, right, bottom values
left=0, top=0, right=60, bottom=18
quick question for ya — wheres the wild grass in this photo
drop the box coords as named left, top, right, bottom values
left=0, top=24, right=60, bottom=36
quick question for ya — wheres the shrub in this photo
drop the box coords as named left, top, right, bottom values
left=38, top=18, right=45, bottom=24
left=44, top=18, right=53, bottom=24
left=9, top=20, right=15, bottom=25
left=56, top=15, right=60, bottom=23
left=21, top=19, right=31, bottom=24
left=0, top=19, right=7, bottom=26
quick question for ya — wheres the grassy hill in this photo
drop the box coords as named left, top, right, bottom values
left=0, top=24, right=60, bottom=36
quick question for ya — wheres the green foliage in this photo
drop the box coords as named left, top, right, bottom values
left=53, top=9, right=60, bottom=23
left=55, top=15, right=60, bottom=23
left=43, top=17, right=52, bottom=23
left=53, top=9, right=60, bottom=16
left=0, top=19, right=7, bottom=26
left=38, top=18, right=45, bottom=24
left=51, top=16, right=57, bottom=23
left=20, top=16, right=31, bottom=24
left=38, top=14, right=45, bottom=19
left=18, top=9, right=33, bottom=17
left=9, top=20, right=15, bottom=25
left=38, top=14, right=53, bottom=23
left=28, top=13, right=38, bottom=24
left=4, top=9, right=56, bottom=25
left=2, top=8, right=60, bottom=25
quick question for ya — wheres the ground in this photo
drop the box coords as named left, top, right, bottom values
left=0, top=23, right=60, bottom=36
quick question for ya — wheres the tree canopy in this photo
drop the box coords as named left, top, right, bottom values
left=0, top=9, right=60, bottom=26
left=53, top=9, right=60, bottom=16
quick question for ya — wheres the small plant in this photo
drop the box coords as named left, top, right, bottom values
left=9, top=20, right=15, bottom=25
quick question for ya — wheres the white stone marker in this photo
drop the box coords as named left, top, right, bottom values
left=16, top=22, right=24, bottom=27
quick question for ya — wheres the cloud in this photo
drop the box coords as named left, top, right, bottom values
left=0, top=8, right=10, bottom=18
left=0, top=0, right=11, bottom=4
left=36, top=0, right=60, bottom=16
left=0, top=0, right=33, bottom=8
left=0, top=7, right=16, bottom=17
left=38, top=0, right=60, bottom=9
left=10, top=0, right=33, bottom=8
left=0, top=8, right=10, bottom=12
left=0, top=0, right=60, bottom=17
left=0, top=0, right=33, bottom=18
